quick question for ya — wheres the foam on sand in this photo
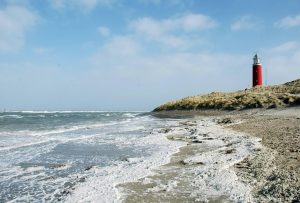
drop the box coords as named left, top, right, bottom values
left=118, top=118, right=263, bottom=202
left=65, top=122, right=185, bottom=203
left=176, top=119, right=262, bottom=202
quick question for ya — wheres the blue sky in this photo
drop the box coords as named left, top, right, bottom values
left=1, top=0, right=300, bottom=111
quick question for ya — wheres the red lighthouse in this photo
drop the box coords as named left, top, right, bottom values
left=252, top=53, right=263, bottom=87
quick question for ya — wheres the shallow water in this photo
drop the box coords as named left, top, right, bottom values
left=0, top=111, right=183, bottom=202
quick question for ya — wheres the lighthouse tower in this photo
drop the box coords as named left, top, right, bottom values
left=252, top=53, right=263, bottom=87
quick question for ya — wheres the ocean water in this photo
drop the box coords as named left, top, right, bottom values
left=0, top=111, right=183, bottom=202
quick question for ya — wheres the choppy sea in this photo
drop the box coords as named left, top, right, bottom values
left=0, top=111, right=184, bottom=202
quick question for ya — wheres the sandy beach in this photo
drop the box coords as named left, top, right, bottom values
left=227, top=107, right=300, bottom=202
left=118, top=107, right=300, bottom=202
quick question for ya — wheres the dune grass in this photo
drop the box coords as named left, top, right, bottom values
left=153, top=79, right=300, bottom=111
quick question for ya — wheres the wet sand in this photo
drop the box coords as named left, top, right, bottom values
left=118, top=107, right=300, bottom=202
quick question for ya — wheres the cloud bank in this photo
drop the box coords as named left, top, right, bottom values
left=0, top=5, right=37, bottom=52
left=129, top=13, right=217, bottom=48
left=275, top=14, right=300, bottom=28
left=49, top=0, right=116, bottom=11
left=231, top=15, right=261, bottom=31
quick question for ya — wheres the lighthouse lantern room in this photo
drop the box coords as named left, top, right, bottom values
left=252, top=53, right=263, bottom=87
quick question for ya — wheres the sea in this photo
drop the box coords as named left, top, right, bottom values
left=0, top=111, right=184, bottom=202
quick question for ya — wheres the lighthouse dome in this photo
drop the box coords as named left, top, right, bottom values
left=253, top=53, right=261, bottom=64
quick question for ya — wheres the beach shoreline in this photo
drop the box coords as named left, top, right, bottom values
left=119, top=107, right=300, bottom=202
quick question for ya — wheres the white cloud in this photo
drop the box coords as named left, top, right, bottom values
left=129, top=13, right=217, bottom=48
left=90, top=34, right=250, bottom=94
left=268, top=41, right=299, bottom=54
left=231, top=15, right=261, bottom=31
left=264, top=43, right=300, bottom=84
left=130, top=13, right=217, bottom=36
left=4, top=0, right=31, bottom=6
left=0, top=5, right=38, bottom=53
left=50, top=0, right=65, bottom=9
left=130, top=17, right=165, bottom=38
left=49, top=0, right=115, bottom=11
left=138, top=0, right=162, bottom=5
left=274, top=14, right=300, bottom=28
left=91, top=36, right=141, bottom=60
left=33, top=47, right=48, bottom=55
left=137, top=0, right=192, bottom=6
left=97, top=26, right=110, bottom=37
left=180, top=13, right=217, bottom=31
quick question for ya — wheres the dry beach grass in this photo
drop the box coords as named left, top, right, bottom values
left=154, top=79, right=300, bottom=111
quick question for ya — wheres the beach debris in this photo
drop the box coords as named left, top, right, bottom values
left=189, top=135, right=198, bottom=139
left=200, top=133, right=209, bottom=137
left=217, top=118, right=233, bottom=124
left=224, top=148, right=236, bottom=154
left=158, top=128, right=172, bottom=133
left=84, top=166, right=93, bottom=171
left=49, top=163, right=67, bottom=169
left=180, top=159, right=204, bottom=166
left=191, top=140, right=203, bottom=143
left=179, top=160, right=187, bottom=165
left=179, top=121, right=197, bottom=126
left=202, top=137, right=214, bottom=140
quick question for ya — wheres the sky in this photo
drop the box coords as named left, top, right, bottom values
left=0, top=0, right=300, bottom=111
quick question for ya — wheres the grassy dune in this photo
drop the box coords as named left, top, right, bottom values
left=154, top=79, right=300, bottom=111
